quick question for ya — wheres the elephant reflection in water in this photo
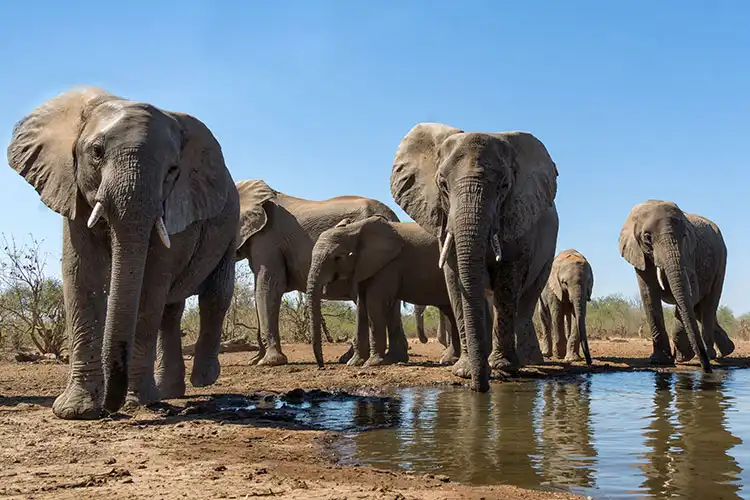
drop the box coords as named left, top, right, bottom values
left=638, top=372, right=742, bottom=499
left=536, top=378, right=597, bottom=489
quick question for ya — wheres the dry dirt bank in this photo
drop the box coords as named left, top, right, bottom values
left=2, top=338, right=749, bottom=499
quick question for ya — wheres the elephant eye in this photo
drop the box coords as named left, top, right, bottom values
left=642, top=232, right=653, bottom=245
left=90, top=141, right=105, bottom=160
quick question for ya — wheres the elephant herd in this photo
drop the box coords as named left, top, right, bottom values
left=5, top=87, right=735, bottom=420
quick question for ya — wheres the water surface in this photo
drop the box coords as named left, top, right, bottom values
left=334, top=370, right=750, bottom=499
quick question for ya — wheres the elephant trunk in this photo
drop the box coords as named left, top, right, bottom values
left=572, top=291, right=592, bottom=365
left=102, top=220, right=152, bottom=413
left=658, top=237, right=711, bottom=373
left=451, top=186, right=491, bottom=392
left=99, top=166, right=163, bottom=414
left=306, top=254, right=327, bottom=368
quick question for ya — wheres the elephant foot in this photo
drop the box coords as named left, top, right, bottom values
left=673, top=348, right=695, bottom=363
left=488, top=351, right=520, bottom=372
left=451, top=355, right=473, bottom=379
left=156, top=377, right=186, bottom=400
left=337, top=344, right=355, bottom=364
left=564, top=353, right=583, bottom=363
left=717, top=338, right=735, bottom=359
left=363, top=354, right=387, bottom=367
left=439, top=346, right=460, bottom=365
left=126, top=383, right=162, bottom=409
left=648, top=351, right=676, bottom=366
left=346, top=352, right=367, bottom=367
left=706, top=345, right=718, bottom=361
left=52, top=381, right=103, bottom=420
left=248, top=350, right=265, bottom=365
left=257, top=350, right=288, bottom=367
left=191, top=357, right=221, bottom=387
left=384, top=349, right=409, bottom=364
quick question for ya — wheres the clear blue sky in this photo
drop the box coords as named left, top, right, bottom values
left=1, top=1, right=748, bottom=312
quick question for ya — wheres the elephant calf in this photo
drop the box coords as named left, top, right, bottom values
left=307, top=216, right=461, bottom=367
left=618, top=200, right=734, bottom=372
left=537, top=249, right=593, bottom=365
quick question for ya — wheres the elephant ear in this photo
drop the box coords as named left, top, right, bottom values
left=548, top=252, right=565, bottom=301
left=618, top=204, right=647, bottom=271
left=390, top=122, right=464, bottom=236
left=235, top=180, right=278, bottom=249
left=494, top=131, right=559, bottom=242
left=7, top=87, right=116, bottom=219
left=163, top=113, right=234, bottom=234
left=584, top=261, right=594, bottom=301
left=353, top=217, right=404, bottom=283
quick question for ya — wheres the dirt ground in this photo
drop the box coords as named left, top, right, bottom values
left=2, top=338, right=749, bottom=500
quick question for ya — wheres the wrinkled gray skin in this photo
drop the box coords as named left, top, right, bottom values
left=413, top=304, right=451, bottom=347
left=391, top=123, right=558, bottom=392
left=537, top=249, right=593, bottom=365
left=618, top=200, right=734, bottom=371
left=307, top=216, right=460, bottom=367
left=234, top=180, right=407, bottom=367
left=7, top=87, right=239, bottom=419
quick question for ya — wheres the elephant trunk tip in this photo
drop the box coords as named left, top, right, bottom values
left=103, top=339, right=129, bottom=414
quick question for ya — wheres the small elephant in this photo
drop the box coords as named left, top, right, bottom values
left=235, top=180, right=407, bottom=367
left=7, top=87, right=239, bottom=419
left=390, top=123, right=559, bottom=391
left=537, top=249, right=594, bottom=365
left=618, top=200, right=734, bottom=372
left=307, top=216, right=461, bottom=367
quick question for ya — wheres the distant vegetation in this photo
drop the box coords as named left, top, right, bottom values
left=1, top=234, right=748, bottom=355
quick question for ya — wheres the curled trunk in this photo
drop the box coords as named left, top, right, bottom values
left=102, top=229, right=149, bottom=413
left=572, top=293, right=592, bottom=365
left=306, top=256, right=326, bottom=368
left=452, top=189, right=491, bottom=392
left=661, top=240, right=711, bottom=373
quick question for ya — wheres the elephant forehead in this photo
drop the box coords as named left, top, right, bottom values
left=557, top=249, right=585, bottom=264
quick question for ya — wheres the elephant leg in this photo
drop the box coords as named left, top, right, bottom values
left=363, top=296, right=388, bottom=367
left=127, top=274, right=171, bottom=407
left=714, top=324, right=735, bottom=358
left=155, top=301, right=186, bottom=399
left=438, top=305, right=460, bottom=365
left=52, top=220, right=109, bottom=420
left=670, top=308, right=695, bottom=363
left=549, top=299, right=566, bottom=359
left=635, top=268, right=674, bottom=366
left=444, top=264, right=472, bottom=379
left=565, top=309, right=583, bottom=362
left=515, top=279, right=546, bottom=366
left=698, top=306, right=718, bottom=361
left=253, top=255, right=288, bottom=366
left=385, top=300, right=409, bottom=364
left=437, top=311, right=449, bottom=348
left=346, top=291, right=370, bottom=366
left=537, top=297, right=553, bottom=358
left=488, top=290, right=520, bottom=372
left=191, top=248, right=235, bottom=386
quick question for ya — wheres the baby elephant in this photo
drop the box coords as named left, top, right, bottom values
left=306, top=215, right=460, bottom=367
left=537, top=249, right=593, bottom=365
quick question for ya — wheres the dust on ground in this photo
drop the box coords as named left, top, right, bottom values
left=2, top=338, right=749, bottom=499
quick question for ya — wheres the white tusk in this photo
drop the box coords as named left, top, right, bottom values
left=657, top=267, right=667, bottom=292
left=155, top=217, right=171, bottom=249
left=87, top=202, right=104, bottom=228
left=491, top=234, right=503, bottom=262
left=438, top=232, right=453, bottom=269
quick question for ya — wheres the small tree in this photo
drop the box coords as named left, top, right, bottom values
left=0, top=235, right=66, bottom=356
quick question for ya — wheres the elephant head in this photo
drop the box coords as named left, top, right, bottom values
left=618, top=200, right=710, bottom=372
left=234, top=179, right=278, bottom=258
left=306, top=216, right=404, bottom=367
left=390, top=123, right=557, bottom=392
left=550, top=249, right=594, bottom=365
left=7, top=87, right=232, bottom=413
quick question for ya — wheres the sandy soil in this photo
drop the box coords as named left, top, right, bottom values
left=2, top=338, right=749, bottom=500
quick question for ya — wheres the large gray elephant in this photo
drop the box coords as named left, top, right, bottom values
left=234, top=180, right=407, bottom=366
left=306, top=216, right=461, bottom=367
left=618, top=200, right=734, bottom=371
left=390, top=123, right=559, bottom=392
left=537, top=249, right=593, bottom=365
left=6, top=87, right=239, bottom=419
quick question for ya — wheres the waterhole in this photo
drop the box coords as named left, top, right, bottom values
left=328, top=370, right=750, bottom=500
